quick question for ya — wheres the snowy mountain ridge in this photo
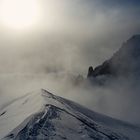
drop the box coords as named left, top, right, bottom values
left=0, top=89, right=140, bottom=140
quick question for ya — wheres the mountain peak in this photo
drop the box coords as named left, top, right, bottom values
left=1, top=89, right=140, bottom=140
left=87, top=34, right=140, bottom=78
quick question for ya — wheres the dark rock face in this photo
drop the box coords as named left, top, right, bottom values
left=87, top=35, right=140, bottom=78
left=87, top=66, right=94, bottom=78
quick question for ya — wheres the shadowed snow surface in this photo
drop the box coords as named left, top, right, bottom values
left=0, top=89, right=140, bottom=140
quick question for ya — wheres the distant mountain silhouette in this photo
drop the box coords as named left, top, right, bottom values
left=87, top=35, right=140, bottom=78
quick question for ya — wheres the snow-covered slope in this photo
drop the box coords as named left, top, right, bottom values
left=0, top=89, right=140, bottom=140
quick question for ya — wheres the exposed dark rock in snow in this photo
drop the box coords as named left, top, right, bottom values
left=1, top=89, right=140, bottom=140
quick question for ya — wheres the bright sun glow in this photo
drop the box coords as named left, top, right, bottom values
left=0, top=0, right=41, bottom=30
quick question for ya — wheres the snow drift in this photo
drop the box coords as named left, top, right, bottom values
left=0, top=89, right=140, bottom=140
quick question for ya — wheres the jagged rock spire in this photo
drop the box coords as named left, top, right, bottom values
left=87, top=66, right=94, bottom=78
left=87, top=35, right=140, bottom=78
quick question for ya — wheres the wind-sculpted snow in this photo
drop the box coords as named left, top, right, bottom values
left=0, top=89, right=140, bottom=140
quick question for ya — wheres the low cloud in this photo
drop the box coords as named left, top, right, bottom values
left=0, top=0, right=140, bottom=125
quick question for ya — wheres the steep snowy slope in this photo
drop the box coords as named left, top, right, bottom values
left=0, top=89, right=140, bottom=140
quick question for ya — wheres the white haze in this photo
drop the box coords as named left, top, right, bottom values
left=0, top=73, right=140, bottom=125
left=0, top=0, right=140, bottom=125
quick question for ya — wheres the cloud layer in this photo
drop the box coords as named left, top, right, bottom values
left=0, top=0, right=140, bottom=125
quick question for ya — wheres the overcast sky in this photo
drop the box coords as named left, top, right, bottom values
left=0, top=0, right=139, bottom=75
left=0, top=0, right=140, bottom=124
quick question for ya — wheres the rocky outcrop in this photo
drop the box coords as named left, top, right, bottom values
left=87, top=35, right=140, bottom=78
